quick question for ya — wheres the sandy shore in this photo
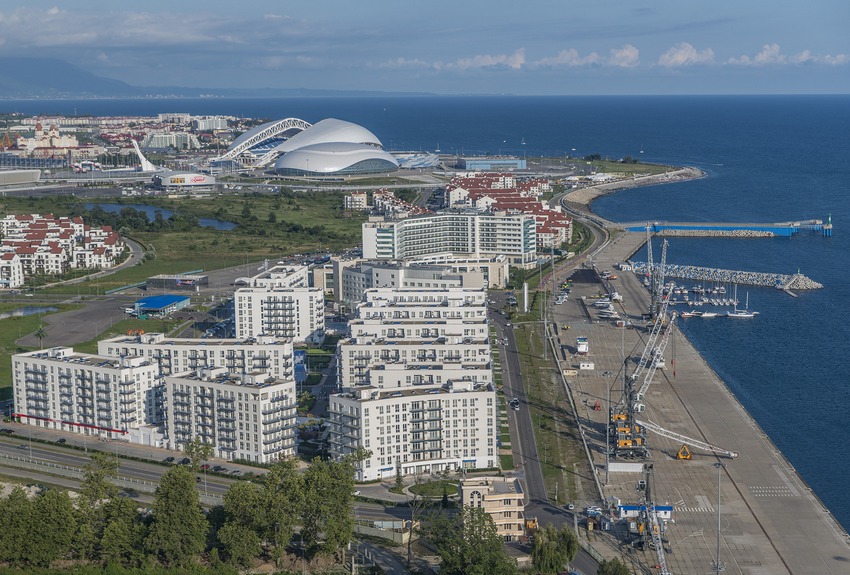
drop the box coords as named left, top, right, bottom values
left=564, top=166, right=705, bottom=208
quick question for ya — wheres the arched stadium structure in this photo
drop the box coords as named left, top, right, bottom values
left=216, top=117, right=391, bottom=171
left=272, top=142, right=399, bottom=177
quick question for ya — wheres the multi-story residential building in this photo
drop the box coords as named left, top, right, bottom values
left=329, top=379, right=497, bottom=481
left=0, top=252, right=24, bottom=289
left=344, top=191, right=369, bottom=211
left=232, top=264, right=325, bottom=343
left=234, top=287, right=324, bottom=343
left=339, top=288, right=490, bottom=389
left=98, top=333, right=295, bottom=381
left=333, top=260, right=492, bottom=312
left=164, top=367, right=296, bottom=463
left=328, top=287, right=497, bottom=480
left=362, top=211, right=537, bottom=269
left=459, top=477, right=526, bottom=541
left=12, top=348, right=162, bottom=442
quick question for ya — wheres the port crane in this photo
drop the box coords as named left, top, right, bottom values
left=639, top=464, right=672, bottom=575
left=637, top=419, right=739, bottom=459
left=610, top=240, right=670, bottom=459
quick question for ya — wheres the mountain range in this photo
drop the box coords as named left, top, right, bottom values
left=0, top=57, right=432, bottom=99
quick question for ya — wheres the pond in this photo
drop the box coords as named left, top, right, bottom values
left=84, top=203, right=237, bottom=231
left=0, top=306, right=58, bottom=320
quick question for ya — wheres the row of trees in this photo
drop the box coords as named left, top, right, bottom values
left=0, top=449, right=358, bottom=571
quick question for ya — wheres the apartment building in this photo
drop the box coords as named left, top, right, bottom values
left=12, top=348, right=162, bottom=441
left=233, top=264, right=325, bottom=343
left=459, top=477, right=526, bottom=541
left=98, top=333, right=295, bottom=381
left=328, top=287, right=497, bottom=480
left=164, top=367, right=296, bottom=463
left=334, top=260, right=493, bottom=312
left=329, top=379, right=497, bottom=481
left=362, top=211, right=537, bottom=269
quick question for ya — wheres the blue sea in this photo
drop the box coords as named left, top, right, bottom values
left=4, top=94, right=850, bottom=530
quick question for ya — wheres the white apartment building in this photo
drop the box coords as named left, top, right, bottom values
left=233, top=264, right=324, bottom=343
left=334, top=261, right=491, bottom=312
left=234, top=287, right=324, bottom=343
left=362, top=212, right=537, bottom=269
left=328, top=287, right=497, bottom=480
left=12, top=348, right=162, bottom=440
left=329, top=379, right=497, bottom=481
left=340, top=288, right=491, bottom=389
left=459, top=477, right=526, bottom=541
left=0, top=253, right=24, bottom=289
left=98, top=333, right=296, bottom=381
left=164, top=367, right=296, bottom=463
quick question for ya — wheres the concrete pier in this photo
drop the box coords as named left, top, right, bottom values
left=553, top=232, right=849, bottom=574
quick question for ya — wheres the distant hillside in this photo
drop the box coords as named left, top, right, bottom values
left=0, top=57, right=434, bottom=99
left=0, top=57, right=139, bottom=98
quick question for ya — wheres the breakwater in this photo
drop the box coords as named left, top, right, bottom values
left=655, top=229, right=774, bottom=238
left=631, top=261, right=823, bottom=290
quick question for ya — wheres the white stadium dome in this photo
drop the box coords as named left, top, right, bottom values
left=272, top=142, right=399, bottom=176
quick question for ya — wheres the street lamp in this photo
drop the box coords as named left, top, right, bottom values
left=712, top=462, right=726, bottom=573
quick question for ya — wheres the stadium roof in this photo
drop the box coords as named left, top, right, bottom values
left=272, top=142, right=398, bottom=175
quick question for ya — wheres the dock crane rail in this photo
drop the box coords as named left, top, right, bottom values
left=636, top=419, right=739, bottom=459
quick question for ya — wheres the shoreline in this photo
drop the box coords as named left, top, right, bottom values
left=563, top=166, right=706, bottom=215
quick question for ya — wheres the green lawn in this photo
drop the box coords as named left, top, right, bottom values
left=408, top=480, right=458, bottom=497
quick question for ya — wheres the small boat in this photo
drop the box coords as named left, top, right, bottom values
left=679, top=311, right=698, bottom=318
left=727, top=287, right=758, bottom=318
left=700, top=311, right=719, bottom=318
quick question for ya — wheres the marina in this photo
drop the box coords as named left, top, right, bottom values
left=553, top=230, right=850, bottom=573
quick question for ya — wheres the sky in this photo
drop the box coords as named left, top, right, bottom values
left=1, top=1, right=848, bottom=95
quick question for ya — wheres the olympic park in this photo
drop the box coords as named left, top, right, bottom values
left=212, top=117, right=440, bottom=178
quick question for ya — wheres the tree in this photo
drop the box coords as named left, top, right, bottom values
left=0, top=486, right=32, bottom=566
left=301, top=457, right=356, bottom=559
left=406, top=473, right=432, bottom=567
left=145, top=464, right=208, bottom=566
left=531, top=523, right=579, bottom=574
left=260, top=459, right=305, bottom=566
left=268, top=211, right=277, bottom=223
left=75, top=451, right=121, bottom=560
left=34, top=323, right=47, bottom=349
left=218, top=481, right=264, bottom=566
left=598, top=557, right=631, bottom=575
left=100, top=496, right=145, bottom=567
left=28, top=489, right=77, bottom=567
left=426, top=506, right=517, bottom=575
left=184, top=436, right=214, bottom=471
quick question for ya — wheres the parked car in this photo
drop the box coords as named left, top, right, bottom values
left=179, top=458, right=191, bottom=465
left=57, top=438, right=66, bottom=444
left=163, top=456, right=175, bottom=463
left=200, top=464, right=211, bottom=471
left=213, top=466, right=226, bottom=472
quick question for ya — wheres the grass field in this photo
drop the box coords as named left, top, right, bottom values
left=1, top=189, right=369, bottom=295
left=513, top=321, right=589, bottom=506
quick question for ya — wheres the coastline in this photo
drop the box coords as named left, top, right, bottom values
left=563, top=192, right=850, bottom=572
left=563, top=166, right=705, bottom=215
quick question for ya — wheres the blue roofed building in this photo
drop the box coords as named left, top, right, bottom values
left=134, top=294, right=191, bottom=315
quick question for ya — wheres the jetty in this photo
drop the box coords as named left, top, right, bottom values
left=630, top=262, right=823, bottom=291
left=624, top=219, right=832, bottom=238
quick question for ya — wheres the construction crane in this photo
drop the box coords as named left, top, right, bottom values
left=609, top=239, right=672, bottom=459
left=641, top=464, right=672, bottom=575
left=637, top=419, right=739, bottom=459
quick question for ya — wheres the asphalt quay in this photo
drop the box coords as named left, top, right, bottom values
left=551, top=231, right=850, bottom=574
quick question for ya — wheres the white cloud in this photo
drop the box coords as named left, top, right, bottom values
left=533, top=48, right=602, bottom=68
left=446, top=48, right=526, bottom=71
left=46, top=7, right=60, bottom=17
left=728, top=43, right=785, bottom=65
left=728, top=43, right=849, bottom=66
left=657, top=42, right=714, bottom=67
left=377, top=57, right=435, bottom=70
left=821, top=53, right=849, bottom=65
left=609, top=44, right=639, bottom=68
